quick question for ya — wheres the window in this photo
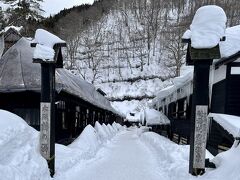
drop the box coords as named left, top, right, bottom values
left=62, top=112, right=67, bottom=129
left=178, top=99, right=187, bottom=119
left=171, top=102, right=178, bottom=119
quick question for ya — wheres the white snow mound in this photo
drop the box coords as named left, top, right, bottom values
left=190, top=5, right=226, bottom=49
left=0, top=110, right=50, bottom=180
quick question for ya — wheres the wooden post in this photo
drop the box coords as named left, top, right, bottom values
left=40, top=63, right=55, bottom=177
left=189, top=60, right=212, bottom=175
left=32, top=35, right=66, bottom=177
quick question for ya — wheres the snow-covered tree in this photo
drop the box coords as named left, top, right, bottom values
left=4, top=0, right=43, bottom=25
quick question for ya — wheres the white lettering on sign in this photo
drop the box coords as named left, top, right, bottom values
left=40, top=102, right=51, bottom=160
left=193, top=105, right=209, bottom=169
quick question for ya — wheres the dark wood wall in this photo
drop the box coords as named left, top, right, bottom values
left=0, top=91, right=122, bottom=145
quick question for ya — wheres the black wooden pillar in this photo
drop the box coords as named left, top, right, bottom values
left=189, top=60, right=212, bottom=175
left=41, top=63, right=56, bottom=177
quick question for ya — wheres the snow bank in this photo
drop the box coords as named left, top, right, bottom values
left=202, top=141, right=240, bottom=180
left=140, top=131, right=217, bottom=180
left=140, top=132, right=192, bottom=179
left=69, top=125, right=101, bottom=155
left=140, top=130, right=240, bottom=180
left=55, top=122, right=124, bottom=178
left=56, top=125, right=102, bottom=176
left=0, top=110, right=50, bottom=180
left=102, top=123, right=113, bottom=139
left=208, top=113, right=240, bottom=138
left=190, top=5, right=226, bottom=49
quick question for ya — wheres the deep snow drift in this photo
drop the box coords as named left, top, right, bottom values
left=0, top=110, right=50, bottom=180
left=0, top=110, right=123, bottom=180
left=1, top=110, right=240, bottom=180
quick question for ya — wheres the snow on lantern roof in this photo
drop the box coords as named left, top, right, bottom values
left=32, top=29, right=66, bottom=62
left=209, top=113, right=240, bottom=138
left=183, top=5, right=227, bottom=49
left=33, top=44, right=55, bottom=61
left=33, top=29, right=65, bottom=48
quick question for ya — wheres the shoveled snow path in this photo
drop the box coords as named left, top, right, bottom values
left=66, top=129, right=163, bottom=180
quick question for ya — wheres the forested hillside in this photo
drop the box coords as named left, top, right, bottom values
left=1, top=0, right=240, bottom=114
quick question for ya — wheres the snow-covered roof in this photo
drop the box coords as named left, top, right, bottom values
left=0, top=37, right=119, bottom=115
left=220, top=25, right=240, bottom=58
left=185, top=5, right=227, bottom=49
left=209, top=113, right=240, bottom=138
left=126, top=113, right=140, bottom=122
left=151, top=71, right=193, bottom=107
left=4, top=26, right=23, bottom=33
left=145, top=108, right=170, bottom=125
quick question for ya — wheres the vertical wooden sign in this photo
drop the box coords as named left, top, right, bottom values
left=40, top=102, right=51, bottom=160
left=193, top=105, right=209, bottom=169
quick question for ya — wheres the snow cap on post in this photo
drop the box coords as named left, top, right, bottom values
left=190, top=5, right=227, bottom=49
left=32, top=29, right=66, bottom=63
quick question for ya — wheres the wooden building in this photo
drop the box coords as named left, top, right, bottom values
left=0, top=34, right=123, bottom=144
left=151, top=25, right=240, bottom=155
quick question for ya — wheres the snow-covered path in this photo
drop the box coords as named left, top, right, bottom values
left=65, top=128, right=162, bottom=180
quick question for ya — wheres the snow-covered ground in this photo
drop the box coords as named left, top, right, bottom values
left=1, top=110, right=240, bottom=180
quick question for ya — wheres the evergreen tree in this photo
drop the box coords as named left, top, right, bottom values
left=4, top=0, right=43, bottom=25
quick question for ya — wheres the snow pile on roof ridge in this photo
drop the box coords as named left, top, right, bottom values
left=209, top=113, right=240, bottom=138
left=145, top=108, right=170, bottom=125
left=4, top=26, right=23, bottom=33
left=190, top=5, right=226, bottom=49
left=0, top=110, right=50, bottom=180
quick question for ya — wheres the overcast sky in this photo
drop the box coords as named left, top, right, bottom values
left=41, top=0, right=95, bottom=17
